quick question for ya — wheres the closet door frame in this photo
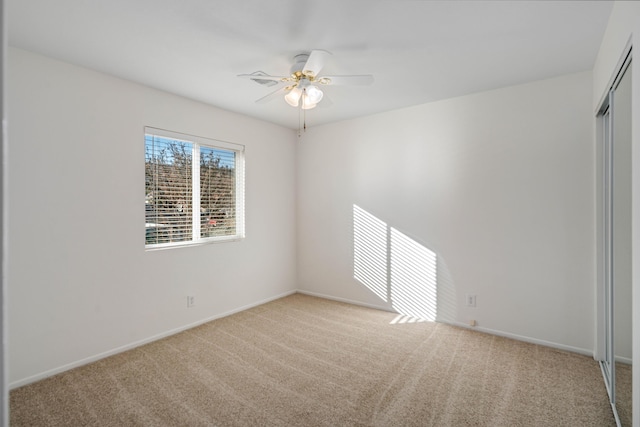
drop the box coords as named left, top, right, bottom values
left=596, top=43, right=632, bottom=427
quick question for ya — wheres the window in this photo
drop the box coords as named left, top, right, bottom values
left=145, top=127, right=244, bottom=249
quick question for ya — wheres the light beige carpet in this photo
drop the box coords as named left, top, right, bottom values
left=11, top=293, right=615, bottom=426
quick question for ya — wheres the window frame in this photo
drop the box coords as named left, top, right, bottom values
left=144, top=127, right=245, bottom=250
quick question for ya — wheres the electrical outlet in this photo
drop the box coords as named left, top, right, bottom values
left=465, top=294, right=476, bottom=307
left=187, top=295, right=195, bottom=308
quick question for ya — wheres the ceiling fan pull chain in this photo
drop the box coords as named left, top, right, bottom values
left=298, top=102, right=302, bottom=137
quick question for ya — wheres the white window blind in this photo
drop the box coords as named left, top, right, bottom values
left=145, top=127, right=244, bottom=249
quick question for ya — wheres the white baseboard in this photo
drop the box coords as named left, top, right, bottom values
left=297, top=290, right=594, bottom=358
left=12, top=288, right=596, bottom=389
left=10, top=289, right=297, bottom=389
left=296, top=289, right=393, bottom=312
left=447, top=321, right=593, bottom=357
left=615, top=355, right=632, bottom=365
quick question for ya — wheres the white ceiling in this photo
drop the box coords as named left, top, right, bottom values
left=8, top=0, right=613, bottom=130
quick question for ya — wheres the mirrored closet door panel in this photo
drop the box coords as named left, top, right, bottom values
left=600, top=55, right=632, bottom=427
left=612, top=60, right=632, bottom=427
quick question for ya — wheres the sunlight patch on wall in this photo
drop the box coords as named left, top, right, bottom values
left=353, top=205, right=388, bottom=302
left=390, top=228, right=437, bottom=321
left=353, top=205, right=437, bottom=321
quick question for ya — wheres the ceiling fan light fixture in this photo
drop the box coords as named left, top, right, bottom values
left=285, top=84, right=323, bottom=109
left=284, top=87, right=302, bottom=107
left=305, top=85, right=324, bottom=104
left=301, top=97, right=317, bottom=110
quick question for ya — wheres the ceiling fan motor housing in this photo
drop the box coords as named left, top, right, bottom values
left=290, top=53, right=310, bottom=76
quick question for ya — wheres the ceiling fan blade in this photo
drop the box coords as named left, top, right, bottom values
left=255, top=86, right=288, bottom=104
left=317, top=75, right=374, bottom=86
left=303, top=50, right=331, bottom=78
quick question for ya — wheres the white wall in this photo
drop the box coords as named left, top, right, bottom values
left=297, top=71, right=595, bottom=353
left=7, top=48, right=298, bottom=386
left=592, top=2, right=640, bottom=425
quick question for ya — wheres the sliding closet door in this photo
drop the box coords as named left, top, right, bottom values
left=602, top=97, right=615, bottom=405
left=599, top=57, right=632, bottom=427
left=0, top=0, right=6, bottom=424
left=613, top=61, right=632, bottom=427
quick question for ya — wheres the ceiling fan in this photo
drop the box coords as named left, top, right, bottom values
left=238, top=50, right=374, bottom=110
